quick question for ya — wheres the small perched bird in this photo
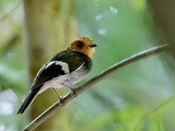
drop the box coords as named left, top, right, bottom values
left=17, top=37, right=97, bottom=114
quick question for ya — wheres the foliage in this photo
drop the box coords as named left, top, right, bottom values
left=0, top=0, right=175, bottom=131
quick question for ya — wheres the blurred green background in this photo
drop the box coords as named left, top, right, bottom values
left=0, top=0, right=175, bottom=131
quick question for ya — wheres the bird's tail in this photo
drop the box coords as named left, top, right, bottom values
left=17, top=87, right=40, bottom=115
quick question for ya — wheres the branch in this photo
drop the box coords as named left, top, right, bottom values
left=1, top=33, right=19, bottom=56
left=23, top=44, right=168, bottom=131
left=0, top=1, right=21, bottom=21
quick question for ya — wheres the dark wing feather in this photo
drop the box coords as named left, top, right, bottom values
left=31, top=49, right=91, bottom=90
left=17, top=50, right=92, bottom=114
left=17, top=85, right=41, bottom=114
left=50, top=50, right=92, bottom=72
left=31, top=62, right=65, bottom=90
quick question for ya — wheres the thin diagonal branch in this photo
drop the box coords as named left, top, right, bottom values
left=23, top=44, right=168, bottom=131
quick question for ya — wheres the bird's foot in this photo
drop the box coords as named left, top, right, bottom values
left=59, top=97, right=65, bottom=106
left=70, top=88, right=77, bottom=98
left=62, top=83, right=77, bottom=98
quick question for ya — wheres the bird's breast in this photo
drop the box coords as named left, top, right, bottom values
left=43, top=67, right=88, bottom=90
left=65, top=68, right=88, bottom=86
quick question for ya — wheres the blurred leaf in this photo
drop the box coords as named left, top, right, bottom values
left=0, top=0, right=174, bottom=130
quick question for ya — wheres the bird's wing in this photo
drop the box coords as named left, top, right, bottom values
left=17, top=50, right=92, bottom=114
left=31, top=50, right=88, bottom=90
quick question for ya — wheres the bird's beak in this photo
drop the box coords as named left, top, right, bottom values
left=89, top=43, right=98, bottom=47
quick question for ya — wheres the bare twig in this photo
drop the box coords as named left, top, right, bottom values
left=23, top=44, right=168, bottom=131
left=0, top=1, right=22, bottom=21
left=1, top=33, right=19, bottom=56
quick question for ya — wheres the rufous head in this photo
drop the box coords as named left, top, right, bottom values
left=68, top=37, right=97, bottom=58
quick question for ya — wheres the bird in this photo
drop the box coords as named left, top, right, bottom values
left=17, top=37, right=97, bottom=114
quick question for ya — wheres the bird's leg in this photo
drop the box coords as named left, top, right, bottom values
left=51, top=87, right=63, bottom=103
left=70, top=88, right=77, bottom=97
left=62, top=83, right=77, bottom=97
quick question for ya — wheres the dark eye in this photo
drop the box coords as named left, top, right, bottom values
left=76, top=41, right=84, bottom=49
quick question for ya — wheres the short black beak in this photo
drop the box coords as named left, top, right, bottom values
left=89, top=43, right=98, bottom=47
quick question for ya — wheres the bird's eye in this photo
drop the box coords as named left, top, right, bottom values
left=76, top=41, right=84, bottom=49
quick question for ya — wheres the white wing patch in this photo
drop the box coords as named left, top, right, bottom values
left=74, top=62, right=85, bottom=72
left=45, top=61, right=56, bottom=68
left=45, top=61, right=69, bottom=73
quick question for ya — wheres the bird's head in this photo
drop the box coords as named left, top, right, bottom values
left=68, top=37, right=97, bottom=58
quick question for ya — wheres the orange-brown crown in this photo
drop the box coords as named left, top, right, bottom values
left=68, top=37, right=97, bottom=58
